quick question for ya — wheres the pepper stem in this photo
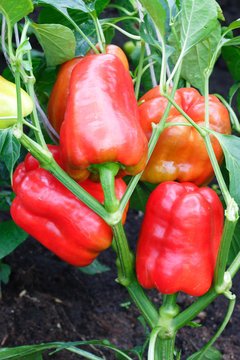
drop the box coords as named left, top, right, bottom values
left=93, top=162, right=120, bottom=213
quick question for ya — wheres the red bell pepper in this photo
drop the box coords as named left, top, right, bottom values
left=60, top=53, right=148, bottom=181
left=139, top=87, right=231, bottom=185
left=136, top=181, right=223, bottom=296
left=11, top=146, right=129, bottom=267
left=47, top=45, right=129, bottom=135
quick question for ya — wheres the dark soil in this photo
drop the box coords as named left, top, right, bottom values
left=0, top=208, right=240, bottom=359
left=1, top=0, right=240, bottom=359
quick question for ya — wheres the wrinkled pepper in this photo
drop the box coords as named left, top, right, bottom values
left=47, top=44, right=129, bottom=134
left=11, top=146, right=129, bottom=267
left=60, top=53, right=148, bottom=181
left=0, top=75, right=33, bottom=128
left=139, top=87, right=231, bottom=185
left=136, top=181, right=223, bottom=296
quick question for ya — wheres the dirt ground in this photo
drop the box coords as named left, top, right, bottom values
left=0, top=0, right=240, bottom=359
left=0, top=208, right=240, bottom=359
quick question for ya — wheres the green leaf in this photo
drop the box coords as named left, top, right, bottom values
left=0, top=263, right=11, bottom=286
left=0, top=221, right=28, bottom=260
left=31, top=23, right=76, bottom=66
left=75, top=20, right=98, bottom=56
left=0, top=191, right=13, bottom=211
left=0, top=343, right=58, bottom=359
left=0, top=128, right=21, bottom=175
left=138, top=0, right=166, bottom=42
left=237, top=90, right=240, bottom=115
left=187, top=346, right=222, bottom=359
left=38, top=6, right=89, bottom=28
left=169, top=21, right=221, bottom=93
left=22, top=354, right=43, bottom=360
left=226, top=19, right=240, bottom=32
left=78, top=259, right=110, bottom=275
left=33, top=0, right=89, bottom=12
left=186, top=321, right=202, bottom=328
left=0, top=341, right=133, bottom=360
left=33, top=0, right=110, bottom=14
left=229, top=83, right=240, bottom=105
left=222, top=47, right=240, bottom=82
left=180, top=0, right=218, bottom=56
left=213, top=133, right=240, bottom=206
left=222, top=36, right=240, bottom=47
left=0, top=0, right=33, bottom=26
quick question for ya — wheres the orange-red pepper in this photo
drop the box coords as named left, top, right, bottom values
left=60, top=53, right=148, bottom=181
left=139, top=87, right=231, bottom=185
left=47, top=45, right=129, bottom=134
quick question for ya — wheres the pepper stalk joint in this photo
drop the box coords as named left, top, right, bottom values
left=225, top=197, right=239, bottom=222
left=215, top=271, right=232, bottom=295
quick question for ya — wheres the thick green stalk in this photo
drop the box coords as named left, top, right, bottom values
left=112, top=221, right=159, bottom=328
left=214, top=211, right=238, bottom=291
left=111, top=221, right=134, bottom=285
left=94, top=163, right=120, bottom=213
left=171, top=287, right=218, bottom=331
left=127, top=279, right=159, bottom=328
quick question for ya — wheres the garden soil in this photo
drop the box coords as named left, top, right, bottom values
left=1, top=0, right=240, bottom=359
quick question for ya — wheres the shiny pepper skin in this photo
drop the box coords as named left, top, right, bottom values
left=136, top=181, right=223, bottom=296
left=60, top=53, right=148, bottom=181
left=47, top=44, right=129, bottom=134
left=0, top=75, right=33, bottom=128
left=10, top=146, right=129, bottom=267
left=139, top=87, right=231, bottom=185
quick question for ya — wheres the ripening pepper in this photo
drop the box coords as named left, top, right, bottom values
left=136, top=181, right=223, bottom=296
left=60, top=53, right=148, bottom=181
left=47, top=44, right=129, bottom=134
left=139, top=87, right=231, bottom=185
left=0, top=75, right=33, bottom=128
left=10, top=145, right=129, bottom=267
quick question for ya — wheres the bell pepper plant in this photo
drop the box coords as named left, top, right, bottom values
left=1, top=0, right=240, bottom=359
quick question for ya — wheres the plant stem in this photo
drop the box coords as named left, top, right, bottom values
left=172, top=288, right=218, bottom=331
left=214, top=208, right=238, bottom=291
left=196, top=292, right=236, bottom=360
left=162, top=94, right=205, bottom=137
left=214, top=93, right=240, bottom=133
left=26, top=79, right=48, bottom=150
left=64, top=11, right=99, bottom=54
left=14, top=70, right=23, bottom=132
left=203, top=135, right=231, bottom=206
left=103, top=22, right=141, bottom=40
left=95, top=163, right=120, bottom=213
left=112, top=221, right=135, bottom=284
left=134, top=41, right=146, bottom=99
left=90, top=11, right=105, bottom=53
left=228, top=251, right=240, bottom=279
left=111, top=221, right=159, bottom=328
left=127, top=279, right=159, bottom=328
